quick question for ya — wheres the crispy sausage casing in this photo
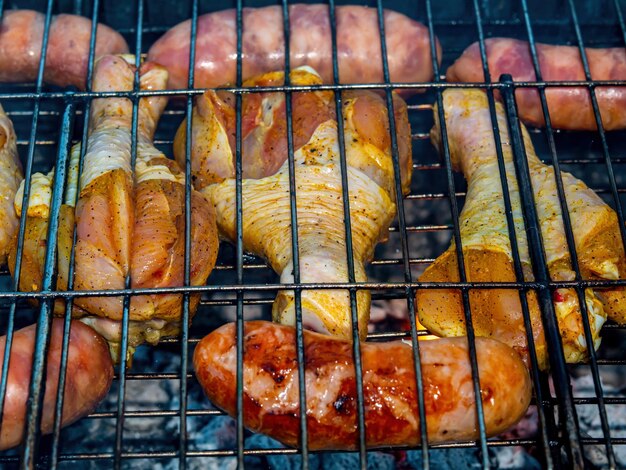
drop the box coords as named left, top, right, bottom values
left=148, top=4, right=441, bottom=93
left=0, top=319, right=113, bottom=450
left=447, top=38, right=626, bottom=130
left=0, top=10, right=128, bottom=89
left=194, top=321, right=531, bottom=450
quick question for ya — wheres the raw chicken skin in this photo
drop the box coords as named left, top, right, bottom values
left=10, top=151, right=77, bottom=298
left=76, top=57, right=218, bottom=359
left=207, top=120, right=395, bottom=340
left=0, top=104, right=23, bottom=266
left=174, top=67, right=413, bottom=196
left=11, top=56, right=219, bottom=361
left=418, top=89, right=611, bottom=370
left=73, top=55, right=136, bottom=318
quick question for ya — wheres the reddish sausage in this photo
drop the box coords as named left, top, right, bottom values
left=0, top=10, right=128, bottom=89
left=0, top=319, right=113, bottom=450
left=446, top=38, right=626, bottom=130
left=147, top=4, right=441, bottom=93
left=193, top=321, right=531, bottom=450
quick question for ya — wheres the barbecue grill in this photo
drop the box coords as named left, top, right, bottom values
left=0, top=0, right=625, bottom=468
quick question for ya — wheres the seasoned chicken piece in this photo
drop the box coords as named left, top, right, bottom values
left=11, top=55, right=219, bottom=361
left=129, top=62, right=219, bottom=326
left=10, top=147, right=78, bottom=300
left=174, top=66, right=413, bottom=196
left=75, top=58, right=219, bottom=359
left=207, top=120, right=396, bottom=340
left=0, top=105, right=23, bottom=266
left=72, top=55, right=136, bottom=319
left=181, top=67, right=411, bottom=340
left=417, top=89, right=610, bottom=370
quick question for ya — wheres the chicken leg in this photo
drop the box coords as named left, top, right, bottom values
left=10, top=55, right=219, bottom=361
left=189, top=67, right=411, bottom=340
left=206, top=120, right=396, bottom=340
left=417, top=89, right=613, bottom=370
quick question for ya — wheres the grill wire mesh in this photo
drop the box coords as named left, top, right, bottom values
left=0, top=0, right=624, bottom=468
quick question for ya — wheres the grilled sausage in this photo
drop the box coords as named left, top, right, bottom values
left=193, top=321, right=532, bottom=450
left=147, top=4, right=441, bottom=93
left=0, top=10, right=129, bottom=89
left=446, top=38, right=626, bottom=130
left=0, top=319, right=113, bottom=450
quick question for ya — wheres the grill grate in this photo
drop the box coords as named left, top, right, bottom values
left=0, top=0, right=624, bottom=468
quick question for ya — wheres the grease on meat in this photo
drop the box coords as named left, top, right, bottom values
left=193, top=321, right=531, bottom=449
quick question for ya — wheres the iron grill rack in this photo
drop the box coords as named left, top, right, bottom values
left=0, top=0, right=625, bottom=468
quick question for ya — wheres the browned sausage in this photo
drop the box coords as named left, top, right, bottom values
left=147, top=4, right=441, bottom=93
left=193, top=321, right=531, bottom=450
left=0, top=10, right=128, bottom=89
left=0, top=319, right=113, bottom=450
left=446, top=38, right=626, bottom=130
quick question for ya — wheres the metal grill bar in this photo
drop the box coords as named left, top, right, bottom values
left=0, top=0, right=624, bottom=468
left=234, top=0, right=245, bottom=466
left=178, top=0, right=199, bottom=467
left=112, top=3, right=146, bottom=468
left=21, top=100, right=75, bottom=468
left=4, top=277, right=626, bottom=301
left=49, top=1, right=101, bottom=467
left=396, top=0, right=434, bottom=465
left=616, top=0, right=626, bottom=45
left=470, top=1, right=560, bottom=466
left=0, top=78, right=625, bottom=101
left=500, top=75, right=585, bottom=468
left=434, top=1, right=493, bottom=466
left=519, top=1, right=617, bottom=468
left=279, top=0, right=311, bottom=466
left=3, top=276, right=626, bottom=302
left=19, top=1, right=68, bottom=467
left=325, top=0, right=368, bottom=464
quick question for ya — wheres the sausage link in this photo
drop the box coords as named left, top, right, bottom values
left=0, top=319, right=113, bottom=450
left=446, top=38, right=626, bottom=130
left=193, top=321, right=531, bottom=450
left=0, top=10, right=128, bottom=89
left=147, top=4, right=441, bottom=93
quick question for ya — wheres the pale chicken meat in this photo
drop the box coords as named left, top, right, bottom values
left=0, top=104, right=23, bottom=266
left=72, top=55, right=136, bottom=321
left=186, top=67, right=411, bottom=340
left=174, top=66, right=413, bottom=196
left=207, top=120, right=396, bottom=340
left=10, top=147, right=78, bottom=299
left=417, top=89, right=615, bottom=370
left=10, top=55, right=219, bottom=361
